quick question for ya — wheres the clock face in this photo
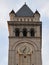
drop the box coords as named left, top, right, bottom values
left=18, top=45, right=31, bottom=54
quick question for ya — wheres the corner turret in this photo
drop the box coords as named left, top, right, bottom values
left=9, top=10, right=15, bottom=21
left=33, top=10, right=40, bottom=21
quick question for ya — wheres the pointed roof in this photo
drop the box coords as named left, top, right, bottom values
left=16, top=4, right=33, bottom=16
left=35, top=10, right=40, bottom=15
left=9, top=10, right=15, bottom=14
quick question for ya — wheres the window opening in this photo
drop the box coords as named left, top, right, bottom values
left=30, top=28, right=35, bottom=37
left=15, top=28, right=19, bottom=37
left=23, top=28, right=27, bottom=37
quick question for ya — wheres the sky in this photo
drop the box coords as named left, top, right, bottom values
left=0, top=0, right=49, bottom=65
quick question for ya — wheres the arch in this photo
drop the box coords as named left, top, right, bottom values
left=15, top=28, right=20, bottom=37
left=30, top=28, right=35, bottom=37
left=20, top=18, right=22, bottom=21
left=23, top=28, right=27, bottom=37
left=12, top=39, right=38, bottom=51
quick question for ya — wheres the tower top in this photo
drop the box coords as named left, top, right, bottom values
left=9, top=4, right=40, bottom=21
left=8, top=3, right=42, bottom=65
left=9, top=4, right=40, bottom=17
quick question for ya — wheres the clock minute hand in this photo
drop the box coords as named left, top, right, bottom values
left=23, top=47, right=26, bottom=52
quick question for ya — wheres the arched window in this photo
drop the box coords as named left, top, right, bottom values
left=28, top=19, right=29, bottom=21
left=23, top=28, right=27, bottom=37
left=20, top=19, right=22, bottom=21
left=15, top=28, right=19, bottom=37
left=30, top=28, right=35, bottom=37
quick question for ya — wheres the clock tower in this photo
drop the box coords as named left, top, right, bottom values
left=7, top=4, right=42, bottom=65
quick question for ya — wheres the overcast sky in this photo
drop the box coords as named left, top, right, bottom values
left=0, top=0, right=49, bottom=65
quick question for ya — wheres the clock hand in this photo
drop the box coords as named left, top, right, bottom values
left=23, top=47, right=26, bottom=53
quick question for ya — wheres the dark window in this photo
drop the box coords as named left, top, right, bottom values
left=20, top=19, right=22, bottom=21
left=30, top=28, right=35, bottom=37
left=23, top=28, right=27, bottom=37
left=28, top=19, right=29, bottom=21
left=15, top=28, right=19, bottom=37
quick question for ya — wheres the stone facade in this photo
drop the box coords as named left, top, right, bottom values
left=7, top=4, right=42, bottom=65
